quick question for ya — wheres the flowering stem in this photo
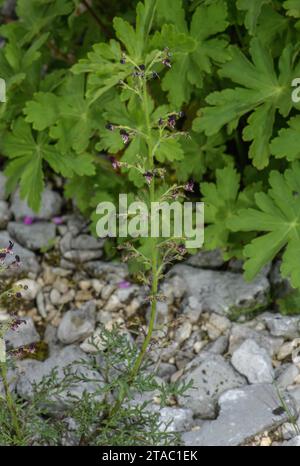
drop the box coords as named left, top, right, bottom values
left=0, top=362, right=22, bottom=442
left=109, top=79, right=159, bottom=418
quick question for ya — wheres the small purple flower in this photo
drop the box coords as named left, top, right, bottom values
left=152, top=71, right=159, bottom=80
left=0, top=252, right=6, bottom=262
left=52, top=216, right=63, bottom=225
left=27, top=343, right=36, bottom=354
left=5, top=241, right=14, bottom=254
left=143, top=171, right=154, bottom=185
left=177, top=243, right=186, bottom=255
left=11, top=318, right=26, bottom=331
left=162, top=58, right=171, bottom=68
left=109, top=156, right=121, bottom=170
left=158, top=118, right=164, bottom=126
left=23, top=216, right=35, bottom=225
left=118, top=280, right=131, bottom=289
left=120, top=54, right=126, bottom=65
left=120, top=129, right=130, bottom=145
left=105, top=123, right=115, bottom=131
left=167, top=114, right=177, bottom=129
left=184, top=180, right=194, bottom=192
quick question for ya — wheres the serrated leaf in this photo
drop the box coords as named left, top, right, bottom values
left=270, top=116, right=300, bottom=161
left=155, top=138, right=184, bottom=162
left=236, top=0, right=271, bottom=34
left=283, top=0, right=300, bottom=18
left=152, top=0, right=229, bottom=106
left=228, top=163, right=300, bottom=287
left=196, top=40, right=296, bottom=169
left=2, top=119, right=95, bottom=210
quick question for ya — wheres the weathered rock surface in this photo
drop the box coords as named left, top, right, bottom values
left=16, top=345, right=104, bottom=410
left=8, top=221, right=56, bottom=251
left=0, top=231, right=40, bottom=276
left=169, top=265, right=270, bottom=316
left=5, top=316, right=40, bottom=349
left=11, top=188, right=62, bottom=220
left=57, top=301, right=96, bottom=344
left=231, top=339, right=274, bottom=383
left=178, top=354, right=246, bottom=418
left=182, top=384, right=295, bottom=446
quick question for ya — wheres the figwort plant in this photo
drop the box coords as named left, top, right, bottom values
left=98, top=40, right=197, bottom=418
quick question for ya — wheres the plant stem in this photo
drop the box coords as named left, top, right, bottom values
left=109, top=79, right=158, bottom=418
left=0, top=362, right=22, bottom=442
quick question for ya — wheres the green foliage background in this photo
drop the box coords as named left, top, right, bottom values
left=1, top=0, right=300, bottom=289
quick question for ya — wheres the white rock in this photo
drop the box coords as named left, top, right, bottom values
left=57, top=301, right=96, bottom=344
left=175, top=320, right=192, bottom=344
left=231, top=339, right=274, bottom=383
left=15, top=279, right=40, bottom=301
left=205, top=313, right=231, bottom=340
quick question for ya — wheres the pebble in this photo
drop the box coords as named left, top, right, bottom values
left=15, top=278, right=40, bottom=300
left=231, top=339, right=274, bottom=384
left=57, top=301, right=96, bottom=344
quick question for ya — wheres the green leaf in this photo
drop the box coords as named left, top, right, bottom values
left=16, top=0, right=73, bottom=41
left=24, top=92, right=60, bottom=130
left=228, top=163, right=300, bottom=287
left=2, top=119, right=95, bottom=211
left=283, top=0, right=300, bottom=18
left=196, top=40, right=296, bottom=169
left=155, top=138, right=184, bottom=163
left=236, top=0, right=271, bottom=34
left=277, top=289, right=300, bottom=315
left=152, top=0, right=229, bottom=106
left=201, top=166, right=240, bottom=249
left=270, top=116, right=300, bottom=161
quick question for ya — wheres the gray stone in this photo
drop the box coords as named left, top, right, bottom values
left=161, top=275, right=186, bottom=304
left=0, top=200, right=10, bottom=229
left=15, top=278, right=40, bottom=300
left=182, top=296, right=203, bottom=323
left=159, top=407, right=194, bottom=432
left=44, top=324, right=64, bottom=356
left=11, top=187, right=62, bottom=220
left=206, top=335, right=229, bottom=355
left=16, top=345, right=104, bottom=410
left=63, top=249, right=103, bottom=262
left=288, top=386, right=300, bottom=412
left=282, top=435, right=300, bottom=446
left=60, top=232, right=72, bottom=254
left=178, top=354, right=246, bottom=419
left=84, top=261, right=128, bottom=283
left=182, top=384, right=295, bottom=446
left=281, top=418, right=300, bottom=440
left=169, top=265, right=270, bottom=316
left=5, top=317, right=40, bottom=349
left=186, top=249, right=224, bottom=269
left=0, top=172, right=7, bottom=200
left=57, top=301, right=96, bottom=344
left=261, top=312, right=300, bottom=339
left=276, top=364, right=299, bottom=390
left=229, top=323, right=283, bottom=357
left=231, top=339, right=274, bottom=383
left=0, top=231, right=40, bottom=276
left=70, top=234, right=104, bottom=250
left=205, top=313, right=231, bottom=340
left=7, top=221, right=56, bottom=251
